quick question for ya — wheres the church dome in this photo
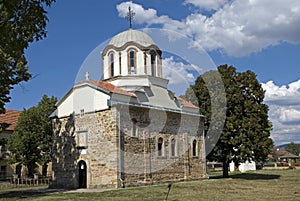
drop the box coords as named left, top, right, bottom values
left=109, top=29, right=155, bottom=47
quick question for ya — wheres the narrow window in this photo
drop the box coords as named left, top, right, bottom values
left=119, top=52, right=122, bottom=75
left=192, top=139, right=197, bottom=157
left=129, top=50, right=136, bottom=74
left=171, top=138, right=176, bottom=157
left=109, top=53, right=114, bottom=77
left=158, top=137, right=163, bottom=157
left=151, top=53, right=156, bottom=76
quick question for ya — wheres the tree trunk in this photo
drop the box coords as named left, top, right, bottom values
left=222, top=161, right=229, bottom=178
left=27, top=161, right=37, bottom=178
left=42, top=164, right=48, bottom=177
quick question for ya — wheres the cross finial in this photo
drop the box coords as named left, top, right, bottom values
left=85, top=71, right=89, bottom=80
left=125, top=6, right=135, bottom=29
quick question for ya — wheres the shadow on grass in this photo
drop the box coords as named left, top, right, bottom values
left=0, top=188, right=65, bottom=199
left=210, top=172, right=280, bottom=180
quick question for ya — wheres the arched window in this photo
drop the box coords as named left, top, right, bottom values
left=157, top=137, right=163, bottom=157
left=192, top=139, right=197, bottom=157
left=128, top=50, right=136, bottom=74
left=151, top=52, right=156, bottom=76
left=109, top=52, right=114, bottom=77
left=171, top=138, right=176, bottom=157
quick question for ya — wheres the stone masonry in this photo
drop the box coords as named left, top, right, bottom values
left=51, top=104, right=207, bottom=189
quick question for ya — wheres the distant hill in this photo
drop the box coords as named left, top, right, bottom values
left=275, top=144, right=288, bottom=150
left=276, top=143, right=300, bottom=150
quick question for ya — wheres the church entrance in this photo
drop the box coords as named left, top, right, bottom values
left=78, top=160, right=87, bottom=188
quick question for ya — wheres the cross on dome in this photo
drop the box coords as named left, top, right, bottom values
left=125, top=6, right=135, bottom=29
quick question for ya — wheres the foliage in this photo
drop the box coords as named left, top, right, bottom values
left=8, top=95, right=57, bottom=177
left=187, top=64, right=274, bottom=177
left=0, top=0, right=56, bottom=114
left=285, top=142, right=300, bottom=156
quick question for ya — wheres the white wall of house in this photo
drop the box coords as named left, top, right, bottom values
left=230, top=161, right=256, bottom=172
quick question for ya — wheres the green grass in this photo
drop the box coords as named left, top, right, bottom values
left=0, top=169, right=299, bottom=201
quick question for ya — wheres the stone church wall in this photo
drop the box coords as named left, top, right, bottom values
left=51, top=105, right=206, bottom=189
left=51, top=108, right=120, bottom=189
left=50, top=114, right=79, bottom=189
left=118, top=105, right=207, bottom=187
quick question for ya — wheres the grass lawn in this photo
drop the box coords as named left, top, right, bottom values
left=0, top=169, right=299, bottom=201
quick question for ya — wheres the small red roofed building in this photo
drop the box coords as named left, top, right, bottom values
left=0, top=110, right=21, bottom=180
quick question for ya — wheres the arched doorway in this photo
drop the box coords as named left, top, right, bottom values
left=78, top=160, right=87, bottom=188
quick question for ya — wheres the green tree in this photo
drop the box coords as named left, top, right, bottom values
left=8, top=95, right=57, bottom=177
left=189, top=64, right=273, bottom=177
left=0, top=0, right=56, bottom=114
left=285, top=142, right=300, bottom=156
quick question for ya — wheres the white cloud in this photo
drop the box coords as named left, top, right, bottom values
left=183, top=0, right=229, bottom=11
left=262, top=80, right=300, bottom=105
left=162, top=56, right=202, bottom=95
left=117, top=0, right=300, bottom=56
left=262, top=80, right=300, bottom=145
left=162, top=56, right=202, bottom=84
left=116, top=1, right=173, bottom=26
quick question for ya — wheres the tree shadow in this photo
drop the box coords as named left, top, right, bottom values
left=0, top=188, right=66, bottom=199
left=210, top=172, right=280, bottom=180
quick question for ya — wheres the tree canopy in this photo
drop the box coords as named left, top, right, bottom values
left=0, top=0, right=56, bottom=114
left=8, top=95, right=57, bottom=177
left=185, top=64, right=273, bottom=177
left=285, top=142, right=300, bottom=156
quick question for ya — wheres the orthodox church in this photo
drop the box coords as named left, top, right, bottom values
left=50, top=26, right=207, bottom=189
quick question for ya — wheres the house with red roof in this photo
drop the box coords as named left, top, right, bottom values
left=0, top=110, right=21, bottom=180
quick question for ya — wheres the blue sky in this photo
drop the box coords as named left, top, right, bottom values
left=7, top=0, right=300, bottom=145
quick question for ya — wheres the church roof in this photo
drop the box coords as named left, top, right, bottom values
left=176, top=97, right=199, bottom=109
left=0, top=110, right=21, bottom=131
left=88, top=80, right=137, bottom=97
left=109, top=29, right=155, bottom=47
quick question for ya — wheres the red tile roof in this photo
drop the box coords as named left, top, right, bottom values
left=176, top=97, right=199, bottom=109
left=0, top=110, right=21, bottom=131
left=277, top=150, right=292, bottom=156
left=88, top=80, right=137, bottom=97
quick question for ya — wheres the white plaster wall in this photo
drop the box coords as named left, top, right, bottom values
left=136, top=51, right=144, bottom=74
left=120, top=50, right=128, bottom=75
left=103, top=55, right=109, bottom=79
left=57, top=86, right=110, bottom=117
left=115, top=52, right=120, bottom=76
left=57, top=92, right=74, bottom=117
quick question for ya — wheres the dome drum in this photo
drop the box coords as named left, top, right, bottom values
left=102, top=29, right=163, bottom=80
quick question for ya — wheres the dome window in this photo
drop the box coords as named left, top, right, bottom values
left=128, top=50, right=136, bottom=74
left=109, top=52, right=115, bottom=77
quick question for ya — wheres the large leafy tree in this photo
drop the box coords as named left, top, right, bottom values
left=8, top=95, right=57, bottom=177
left=285, top=142, right=300, bottom=156
left=0, top=0, right=56, bottom=115
left=187, top=64, right=273, bottom=177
